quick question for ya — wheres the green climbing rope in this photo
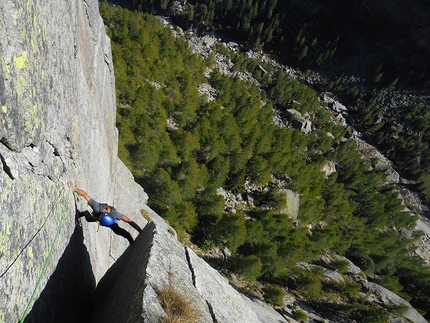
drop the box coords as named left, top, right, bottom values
left=73, top=190, right=93, bottom=215
left=19, top=187, right=71, bottom=323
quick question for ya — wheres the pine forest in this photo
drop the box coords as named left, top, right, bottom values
left=99, top=2, right=430, bottom=321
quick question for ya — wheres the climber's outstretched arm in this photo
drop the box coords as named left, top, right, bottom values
left=68, top=181, right=91, bottom=201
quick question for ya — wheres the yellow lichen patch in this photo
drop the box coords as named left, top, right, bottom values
left=0, top=180, right=13, bottom=205
left=0, top=231, right=4, bottom=255
left=31, top=38, right=39, bottom=56
left=22, top=104, right=39, bottom=135
left=2, top=221, right=16, bottom=266
left=28, top=246, right=34, bottom=259
left=3, top=61, right=11, bottom=76
left=14, top=51, right=29, bottom=72
left=14, top=254, right=22, bottom=271
left=0, top=309, right=5, bottom=323
left=32, top=104, right=40, bottom=129
left=17, top=7, right=23, bottom=19
left=1, top=106, right=6, bottom=113
left=16, top=76, right=27, bottom=99
left=6, top=218, right=13, bottom=236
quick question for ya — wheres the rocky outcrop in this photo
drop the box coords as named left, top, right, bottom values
left=279, top=189, right=300, bottom=221
left=91, top=208, right=289, bottom=323
left=321, top=92, right=350, bottom=128
left=285, top=108, right=312, bottom=134
left=361, top=281, right=427, bottom=323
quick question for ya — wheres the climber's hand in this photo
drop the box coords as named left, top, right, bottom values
left=67, top=180, right=76, bottom=189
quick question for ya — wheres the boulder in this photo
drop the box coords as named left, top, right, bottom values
left=279, top=189, right=300, bottom=221
left=321, top=160, right=336, bottom=178
left=361, top=281, right=427, bottom=323
left=287, top=109, right=312, bottom=134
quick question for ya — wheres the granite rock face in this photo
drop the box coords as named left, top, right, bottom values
left=361, top=281, right=427, bottom=323
left=0, top=0, right=145, bottom=321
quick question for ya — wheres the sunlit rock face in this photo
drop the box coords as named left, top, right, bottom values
left=0, top=0, right=133, bottom=321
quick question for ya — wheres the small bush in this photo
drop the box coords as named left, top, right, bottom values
left=293, top=268, right=323, bottom=301
left=157, top=284, right=200, bottom=323
left=263, top=284, right=285, bottom=307
left=292, top=308, right=308, bottom=322
left=344, top=280, right=362, bottom=298
left=141, top=209, right=153, bottom=222
left=331, top=259, right=350, bottom=273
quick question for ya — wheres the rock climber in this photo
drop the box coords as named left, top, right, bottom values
left=68, top=181, right=142, bottom=245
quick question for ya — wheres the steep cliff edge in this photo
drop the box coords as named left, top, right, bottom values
left=0, top=0, right=146, bottom=321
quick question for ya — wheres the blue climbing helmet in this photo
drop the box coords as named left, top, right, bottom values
left=100, top=212, right=115, bottom=226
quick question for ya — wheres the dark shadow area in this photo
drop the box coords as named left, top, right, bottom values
left=24, top=213, right=96, bottom=323
left=90, top=222, right=154, bottom=323
left=23, top=199, right=153, bottom=323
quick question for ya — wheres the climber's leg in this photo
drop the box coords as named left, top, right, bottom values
left=78, top=210, right=97, bottom=222
left=109, top=223, right=134, bottom=245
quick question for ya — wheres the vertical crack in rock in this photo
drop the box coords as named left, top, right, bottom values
left=184, top=247, right=218, bottom=323
left=184, top=247, right=196, bottom=286
left=104, top=54, right=112, bottom=73
left=82, top=0, right=92, bottom=27
left=46, top=140, right=61, bottom=157
left=206, top=301, right=220, bottom=323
